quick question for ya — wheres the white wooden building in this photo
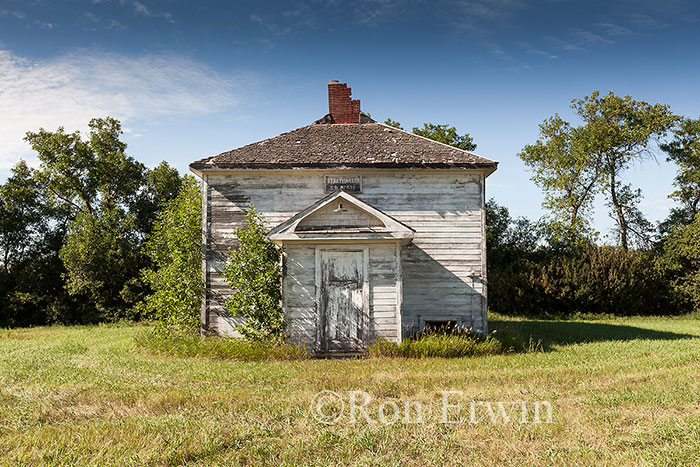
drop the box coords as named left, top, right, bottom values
left=190, top=81, right=498, bottom=355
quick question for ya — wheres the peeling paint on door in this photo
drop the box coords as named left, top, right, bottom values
left=318, top=250, right=367, bottom=353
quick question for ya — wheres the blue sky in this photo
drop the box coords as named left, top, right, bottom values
left=1, top=0, right=699, bottom=239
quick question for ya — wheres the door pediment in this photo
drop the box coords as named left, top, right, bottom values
left=268, top=191, right=414, bottom=243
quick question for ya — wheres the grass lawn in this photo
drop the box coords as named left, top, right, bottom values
left=1, top=316, right=700, bottom=466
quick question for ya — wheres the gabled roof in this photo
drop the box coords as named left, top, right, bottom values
left=268, top=191, right=414, bottom=243
left=190, top=122, right=498, bottom=171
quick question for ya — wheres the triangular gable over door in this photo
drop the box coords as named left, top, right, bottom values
left=268, top=191, right=414, bottom=243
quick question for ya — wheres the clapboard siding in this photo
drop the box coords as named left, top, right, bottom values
left=368, top=243, right=400, bottom=342
left=298, top=202, right=383, bottom=230
left=282, top=245, right=316, bottom=345
left=202, top=169, right=488, bottom=339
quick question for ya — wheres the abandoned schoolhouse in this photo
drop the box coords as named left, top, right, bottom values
left=190, top=81, right=498, bottom=355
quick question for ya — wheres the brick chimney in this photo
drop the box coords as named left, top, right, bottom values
left=328, top=80, right=360, bottom=124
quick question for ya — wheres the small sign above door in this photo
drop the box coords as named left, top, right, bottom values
left=325, top=176, right=362, bottom=193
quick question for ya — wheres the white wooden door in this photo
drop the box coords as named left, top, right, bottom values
left=318, top=250, right=367, bottom=353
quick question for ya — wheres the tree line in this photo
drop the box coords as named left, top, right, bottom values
left=489, top=92, right=700, bottom=316
left=1, top=90, right=699, bottom=330
left=0, top=118, right=193, bottom=326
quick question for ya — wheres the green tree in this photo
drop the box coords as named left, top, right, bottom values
left=485, top=198, right=545, bottom=307
left=520, top=91, right=677, bottom=249
left=662, top=213, right=700, bottom=310
left=519, top=115, right=601, bottom=245
left=138, top=177, right=202, bottom=336
left=26, top=117, right=145, bottom=215
left=25, top=118, right=148, bottom=319
left=0, top=161, right=46, bottom=274
left=24, top=117, right=186, bottom=321
left=485, top=198, right=512, bottom=251
left=658, top=208, right=694, bottom=242
left=60, top=208, right=143, bottom=320
left=572, top=92, right=677, bottom=249
left=223, top=206, right=283, bottom=341
left=661, top=116, right=700, bottom=218
left=383, top=118, right=403, bottom=129
left=412, top=123, right=477, bottom=151
left=383, top=119, right=478, bottom=151
left=485, top=198, right=678, bottom=317
left=0, top=159, right=95, bottom=327
left=132, top=161, right=184, bottom=236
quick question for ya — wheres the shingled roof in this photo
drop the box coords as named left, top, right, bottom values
left=190, top=121, right=498, bottom=171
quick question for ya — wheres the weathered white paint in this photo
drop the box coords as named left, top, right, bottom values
left=200, top=172, right=209, bottom=332
left=268, top=191, right=414, bottom=243
left=315, top=248, right=368, bottom=352
left=283, top=242, right=401, bottom=348
left=199, top=168, right=489, bottom=341
left=300, top=202, right=381, bottom=230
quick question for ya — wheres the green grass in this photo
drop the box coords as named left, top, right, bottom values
left=369, top=329, right=506, bottom=358
left=140, top=326, right=511, bottom=361
left=135, top=331, right=310, bottom=361
left=1, top=317, right=700, bottom=465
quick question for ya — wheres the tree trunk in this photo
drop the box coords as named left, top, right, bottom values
left=569, top=205, right=579, bottom=244
left=609, top=170, right=628, bottom=250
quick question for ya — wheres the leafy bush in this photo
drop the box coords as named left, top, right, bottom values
left=223, top=206, right=284, bottom=341
left=486, top=198, right=681, bottom=317
left=137, top=177, right=202, bottom=336
left=135, top=330, right=308, bottom=361
left=369, top=328, right=503, bottom=358
left=490, top=245, right=676, bottom=317
left=662, top=213, right=700, bottom=311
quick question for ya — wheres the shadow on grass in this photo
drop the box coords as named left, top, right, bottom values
left=490, top=319, right=698, bottom=352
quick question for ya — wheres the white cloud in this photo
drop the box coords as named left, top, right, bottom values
left=0, top=49, right=243, bottom=168
left=84, top=11, right=99, bottom=22
left=570, top=28, right=614, bottom=46
left=451, top=0, right=525, bottom=25
left=133, top=1, right=150, bottom=16
left=595, top=21, right=639, bottom=37
left=354, top=0, right=404, bottom=26
left=522, top=45, right=558, bottom=60
left=0, top=9, right=26, bottom=20
left=131, top=0, right=175, bottom=23
left=108, top=19, right=126, bottom=30
left=547, top=35, right=585, bottom=52
left=623, top=13, right=667, bottom=29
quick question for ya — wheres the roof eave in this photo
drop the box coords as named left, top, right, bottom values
left=189, top=161, right=499, bottom=172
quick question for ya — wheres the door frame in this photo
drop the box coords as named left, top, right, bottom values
left=314, top=245, right=370, bottom=353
